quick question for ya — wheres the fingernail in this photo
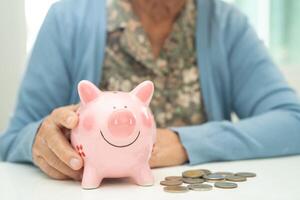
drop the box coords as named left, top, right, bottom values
left=70, top=158, right=81, bottom=170
left=67, top=116, right=75, bottom=125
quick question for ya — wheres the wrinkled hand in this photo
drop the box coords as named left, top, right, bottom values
left=32, top=104, right=83, bottom=180
left=150, top=128, right=188, bottom=168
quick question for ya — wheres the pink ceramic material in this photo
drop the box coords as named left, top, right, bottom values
left=71, top=80, right=156, bottom=189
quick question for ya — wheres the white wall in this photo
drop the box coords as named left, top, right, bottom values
left=0, top=0, right=26, bottom=132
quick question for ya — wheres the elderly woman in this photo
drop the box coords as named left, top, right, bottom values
left=1, top=0, right=300, bottom=181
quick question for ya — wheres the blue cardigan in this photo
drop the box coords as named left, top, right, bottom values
left=1, top=0, right=300, bottom=165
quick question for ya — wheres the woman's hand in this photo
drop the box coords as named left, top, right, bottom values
left=32, top=106, right=187, bottom=179
left=32, top=104, right=83, bottom=180
left=150, top=128, right=188, bottom=168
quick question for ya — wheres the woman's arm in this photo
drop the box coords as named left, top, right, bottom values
left=0, top=3, right=73, bottom=163
left=172, top=5, right=300, bottom=165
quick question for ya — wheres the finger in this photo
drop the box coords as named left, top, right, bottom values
left=38, top=141, right=82, bottom=181
left=35, top=156, right=70, bottom=180
left=149, top=152, right=159, bottom=168
left=149, top=156, right=158, bottom=168
left=46, top=127, right=83, bottom=170
left=51, top=105, right=79, bottom=129
left=149, top=147, right=170, bottom=168
left=61, top=128, right=71, bottom=141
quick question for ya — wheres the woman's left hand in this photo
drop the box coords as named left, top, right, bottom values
left=149, top=128, right=188, bottom=168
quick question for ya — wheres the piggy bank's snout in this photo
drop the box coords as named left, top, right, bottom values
left=108, top=110, right=136, bottom=138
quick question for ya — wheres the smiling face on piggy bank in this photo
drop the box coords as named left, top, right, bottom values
left=71, top=80, right=156, bottom=189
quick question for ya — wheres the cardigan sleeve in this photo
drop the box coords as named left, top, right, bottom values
left=0, top=3, right=73, bottom=163
left=172, top=4, right=300, bottom=165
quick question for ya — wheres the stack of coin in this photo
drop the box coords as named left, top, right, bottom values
left=160, top=169, right=256, bottom=193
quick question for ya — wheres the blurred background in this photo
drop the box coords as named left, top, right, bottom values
left=0, top=0, right=299, bottom=131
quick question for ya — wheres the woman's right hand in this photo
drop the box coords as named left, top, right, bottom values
left=32, top=104, right=83, bottom=180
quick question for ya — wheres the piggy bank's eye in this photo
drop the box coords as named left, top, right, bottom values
left=113, top=106, right=116, bottom=109
left=124, top=106, right=127, bottom=108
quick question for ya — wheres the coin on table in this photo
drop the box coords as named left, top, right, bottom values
left=203, top=173, right=225, bottom=182
left=225, top=175, right=247, bottom=182
left=196, top=169, right=211, bottom=175
left=164, top=186, right=189, bottom=193
left=188, top=183, right=213, bottom=191
left=160, top=180, right=183, bottom=186
left=182, top=177, right=205, bottom=184
left=235, top=172, right=256, bottom=178
left=215, top=172, right=235, bottom=176
left=165, top=176, right=183, bottom=181
left=214, top=181, right=238, bottom=189
left=182, top=169, right=205, bottom=178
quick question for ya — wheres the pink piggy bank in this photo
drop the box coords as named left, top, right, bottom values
left=71, top=80, right=156, bottom=189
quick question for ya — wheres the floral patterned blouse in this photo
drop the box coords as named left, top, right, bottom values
left=99, top=0, right=207, bottom=128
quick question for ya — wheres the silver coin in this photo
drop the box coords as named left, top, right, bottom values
left=182, top=177, right=205, bottom=184
left=225, top=175, right=247, bottom=182
left=215, top=172, right=235, bottom=176
left=165, top=176, right=183, bottom=181
left=160, top=180, right=183, bottom=186
left=214, top=181, right=238, bottom=189
left=235, top=172, right=256, bottom=178
left=203, top=173, right=225, bottom=182
left=164, top=186, right=189, bottom=193
left=188, top=183, right=213, bottom=191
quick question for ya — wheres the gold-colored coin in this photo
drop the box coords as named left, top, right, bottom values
left=188, top=183, right=213, bottom=191
left=195, top=169, right=211, bottom=175
left=182, top=170, right=205, bottom=178
left=225, top=175, right=247, bottom=182
left=214, top=181, right=238, bottom=189
left=235, top=172, right=256, bottom=178
left=163, top=186, right=189, bottom=193
left=165, top=176, right=183, bottom=181
left=203, top=173, right=225, bottom=182
left=182, top=177, right=205, bottom=184
left=160, top=180, right=183, bottom=186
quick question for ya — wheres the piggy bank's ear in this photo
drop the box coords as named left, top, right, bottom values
left=131, top=81, right=154, bottom=106
left=78, top=80, right=102, bottom=105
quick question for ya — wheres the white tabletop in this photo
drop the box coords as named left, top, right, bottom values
left=1, top=156, right=300, bottom=200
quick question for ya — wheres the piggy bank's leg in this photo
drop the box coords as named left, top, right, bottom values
left=82, top=165, right=103, bottom=189
left=131, top=165, right=154, bottom=186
